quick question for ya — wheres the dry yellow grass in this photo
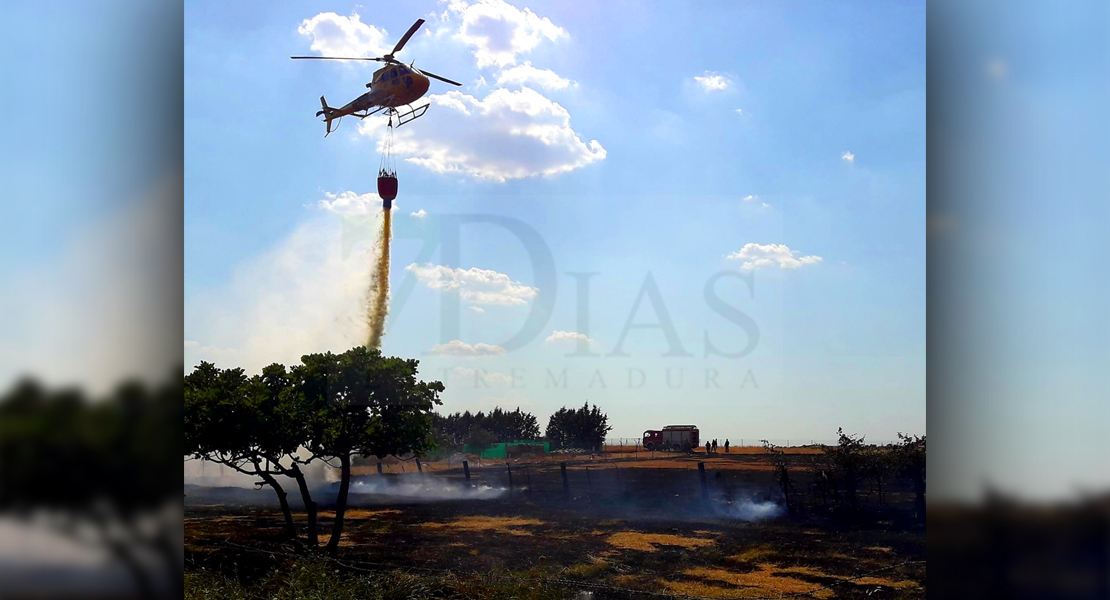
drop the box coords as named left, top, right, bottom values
left=727, top=545, right=775, bottom=563
left=674, top=564, right=835, bottom=599
left=419, top=516, right=545, bottom=536
left=606, top=531, right=716, bottom=552
left=316, top=533, right=356, bottom=547
left=564, top=560, right=609, bottom=578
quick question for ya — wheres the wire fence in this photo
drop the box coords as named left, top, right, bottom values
left=602, top=437, right=901, bottom=450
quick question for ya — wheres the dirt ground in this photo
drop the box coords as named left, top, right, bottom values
left=186, top=452, right=925, bottom=599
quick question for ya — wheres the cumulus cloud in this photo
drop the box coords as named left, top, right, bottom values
left=360, top=86, right=605, bottom=181
left=841, top=151, right=855, bottom=163
left=444, top=0, right=567, bottom=68
left=496, top=61, right=571, bottom=90
left=544, top=330, right=592, bottom=343
left=694, top=71, right=730, bottom=92
left=726, top=243, right=823, bottom=271
left=297, top=12, right=391, bottom=58
left=405, top=263, right=538, bottom=306
left=452, top=367, right=513, bottom=385
left=429, top=340, right=506, bottom=356
left=318, top=190, right=384, bottom=215
left=742, top=194, right=758, bottom=202
left=410, top=209, right=427, bottom=218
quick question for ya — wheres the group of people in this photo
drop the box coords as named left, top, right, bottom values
left=704, top=438, right=731, bottom=454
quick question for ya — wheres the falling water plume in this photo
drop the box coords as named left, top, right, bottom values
left=366, top=208, right=392, bottom=349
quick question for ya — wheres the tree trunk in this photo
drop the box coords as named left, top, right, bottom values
left=108, top=539, right=155, bottom=600
left=291, top=464, right=319, bottom=549
left=257, top=469, right=297, bottom=540
left=914, top=475, right=926, bottom=522
left=325, top=453, right=351, bottom=557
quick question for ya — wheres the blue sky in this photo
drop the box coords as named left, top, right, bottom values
left=184, top=0, right=925, bottom=442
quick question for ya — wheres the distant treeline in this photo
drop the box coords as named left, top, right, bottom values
left=431, top=402, right=612, bottom=453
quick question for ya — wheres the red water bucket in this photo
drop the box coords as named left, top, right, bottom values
left=377, top=176, right=398, bottom=209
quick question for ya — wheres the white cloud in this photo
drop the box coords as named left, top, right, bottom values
left=735, top=108, right=743, bottom=115
left=761, top=202, right=771, bottom=209
left=726, top=243, right=823, bottom=271
left=452, top=367, right=512, bottom=385
left=841, top=151, right=855, bottom=163
left=469, top=306, right=485, bottom=313
left=318, top=190, right=384, bottom=215
left=429, top=340, right=506, bottom=356
left=444, top=0, right=567, bottom=68
left=496, top=61, right=571, bottom=90
left=544, top=330, right=592, bottom=343
left=297, top=12, right=391, bottom=58
left=405, top=263, right=538, bottom=306
left=360, top=86, right=605, bottom=181
left=694, top=71, right=730, bottom=92
left=742, top=194, right=758, bottom=202
left=410, top=209, right=427, bottom=218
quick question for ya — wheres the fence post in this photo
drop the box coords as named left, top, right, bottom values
left=698, top=462, right=708, bottom=501
left=377, top=462, right=383, bottom=475
left=463, top=460, right=471, bottom=484
left=416, top=458, right=423, bottom=475
left=560, top=462, right=569, bottom=497
left=506, top=463, right=513, bottom=496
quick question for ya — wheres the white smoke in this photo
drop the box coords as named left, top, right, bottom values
left=348, top=475, right=509, bottom=501
left=719, top=499, right=784, bottom=521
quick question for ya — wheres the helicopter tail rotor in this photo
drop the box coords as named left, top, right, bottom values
left=317, top=96, right=339, bottom=137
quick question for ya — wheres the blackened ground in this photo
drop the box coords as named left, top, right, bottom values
left=187, top=454, right=925, bottom=598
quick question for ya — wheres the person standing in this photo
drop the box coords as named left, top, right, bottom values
left=724, top=439, right=730, bottom=454
left=705, top=440, right=711, bottom=454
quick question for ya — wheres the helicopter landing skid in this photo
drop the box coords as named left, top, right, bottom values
left=386, top=104, right=429, bottom=128
left=349, top=104, right=429, bottom=127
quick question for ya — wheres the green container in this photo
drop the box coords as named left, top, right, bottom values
left=463, top=440, right=549, bottom=459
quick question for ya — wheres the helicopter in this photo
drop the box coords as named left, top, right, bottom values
left=291, top=18, right=461, bottom=137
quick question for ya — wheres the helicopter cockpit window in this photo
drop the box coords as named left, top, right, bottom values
left=391, top=68, right=398, bottom=79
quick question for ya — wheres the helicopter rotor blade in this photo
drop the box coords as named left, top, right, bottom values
left=390, top=19, right=425, bottom=56
left=290, top=56, right=386, bottom=61
left=417, top=69, right=462, bottom=86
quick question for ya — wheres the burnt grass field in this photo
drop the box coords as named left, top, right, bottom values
left=185, top=451, right=926, bottom=599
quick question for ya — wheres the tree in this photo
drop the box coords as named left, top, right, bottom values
left=294, top=347, right=442, bottom=556
left=545, top=402, right=612, bottom=450
left=762, top=440, right=795, bottom=513
left=431, top=407, right=541, bottom=451
left=894, top=433, right=926, bottom=521
left=184, top=362, right=312, bottom=543
left=1, top=376, right=183, bottom=599
left=465, top=427, right=498, bottom=456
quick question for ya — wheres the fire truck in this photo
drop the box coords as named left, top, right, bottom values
left=642, top=425, right=700, bottom=452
